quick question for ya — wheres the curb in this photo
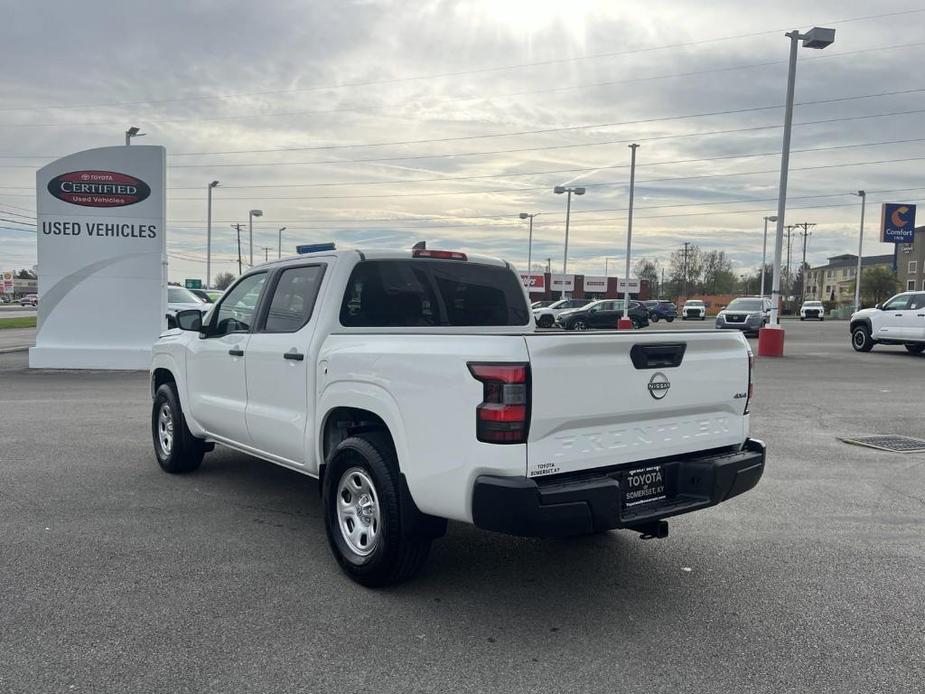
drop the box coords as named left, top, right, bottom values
left=0, top=345, right=31, bottom=354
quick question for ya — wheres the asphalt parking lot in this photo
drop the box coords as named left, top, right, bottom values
left=1, top=320, right=923, bottom=693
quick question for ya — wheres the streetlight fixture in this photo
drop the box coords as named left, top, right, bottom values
left=620, top=144, right=640, bottom=329
left=762, top=25, right=835, bottom=357
left=248, top=209, right=263, bottom=266
left=125, top=126, right=146, bottom=146
left=206, top=180, right=220, bottom=288
left=852, top=190, right=866, bottom=311
left=553, top=185, right=585, bottom=297
left=760, top=215, right=778, bottom=298
left=519, top=212, right=540, bottom=281
left=278, top=226, right=287, bottom=259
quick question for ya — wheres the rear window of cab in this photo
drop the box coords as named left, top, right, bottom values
left=340, top=259, right=530, bottom=327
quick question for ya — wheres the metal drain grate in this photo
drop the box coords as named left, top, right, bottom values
left=840, top=435, right=925, bottom=453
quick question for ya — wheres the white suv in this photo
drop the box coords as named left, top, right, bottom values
left=850, top=292, right=925, bottom=354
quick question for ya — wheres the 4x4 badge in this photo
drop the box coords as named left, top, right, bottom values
left=647, top=372, right=671, bottom=400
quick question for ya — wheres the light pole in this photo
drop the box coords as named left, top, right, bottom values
left=764, top=26, right=835, bottom=356
left=124, top=126, right=145, bottom=145
left=853, top=190, right=866, bottom=311
left=620, top=144, right=640, bottom=329
left=554, top=185, right=585, bottom=297
left=206, top=180, right=219, bottom=288
left=278, top=226, right=287, bottom=259
left=248, top=209, right=263, bottom=267
left=760, top=215, right=778, bottom=298
left=519, top=212, right=540, bottom=280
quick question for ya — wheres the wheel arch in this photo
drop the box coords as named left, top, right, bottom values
left=850, top=317, right=872, bottom=334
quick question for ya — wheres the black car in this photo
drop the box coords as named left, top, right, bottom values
left=559, top=299, right=649, bottom=330
left=645, top=299, right=677, bottom=322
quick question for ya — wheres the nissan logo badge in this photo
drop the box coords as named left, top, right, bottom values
left=647, top=372, right=670, bottom=400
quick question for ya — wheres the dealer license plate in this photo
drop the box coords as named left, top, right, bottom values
left=622, top=465, right=666, bottom=508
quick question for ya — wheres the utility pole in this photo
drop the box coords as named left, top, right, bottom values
left=796, top=222, right=815, bottom=304
left=231, top=224, right=244, bottom=276
left=784, top=225, right=796, bottom=299
left=621, top=144, right=640, bottom=328
left=681, top=241, right=692, bottom=299
left=261, top=246, right=272, bottom=263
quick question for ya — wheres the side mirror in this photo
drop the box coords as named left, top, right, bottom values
left=176, top=309, right=202, bottom=332
left=874, top=303, right=882, bottom=310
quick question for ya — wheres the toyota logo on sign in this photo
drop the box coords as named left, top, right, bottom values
left=647, top=372, right=671, bottom=400
left=47, top=170, right=151, bottom=208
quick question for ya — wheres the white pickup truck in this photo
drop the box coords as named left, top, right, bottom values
left=151, top=247, right=765, bottom=586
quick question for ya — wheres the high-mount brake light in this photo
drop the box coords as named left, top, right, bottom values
left=744, top=345, right=755, bottom=414
left=467, top=363, right=530, bottom=444
left=412, top=249, right=468, bottom=261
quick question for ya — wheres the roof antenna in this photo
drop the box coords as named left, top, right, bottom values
left=411, top=241, right=426, bottom=251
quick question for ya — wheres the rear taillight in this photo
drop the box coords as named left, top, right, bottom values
left=468, top=362, right=530, bottom=444
left=744, top=346, right=754, bottom=414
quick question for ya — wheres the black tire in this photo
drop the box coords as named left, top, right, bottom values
left=851, top=325, right=874, bottom=352
left=666, top=317, right=674, bottom=323
left=905, top=343, right=925, bottom=354
left=800, top=317, right=805, bottom=321
left=323, top=434, right=431, bottom=587
left=152, top=384, right=206, bottom=473
left=538, top=315, right=554, bottom=328
left=651, top=316, right=659, bottom=323
left=572, top=318, right=588, bottom=331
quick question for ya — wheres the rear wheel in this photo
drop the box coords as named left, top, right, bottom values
left=152, top=384, right=206, bottom=473
left=666, top=317, right=674, bottom=323
left=851, top=325, right=874, bottom=352
left=538, top=315, right=554, bottom=328
left=651, top=316, right=659, bottom=323
left=905, top=343, right=925, bottom=354
left=323, top=434, right=432, bottom=587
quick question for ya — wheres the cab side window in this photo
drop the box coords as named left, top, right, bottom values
left=262, top=265, right=326, bottom=333
left=883, top=294, right=911, bottom=311
left=211, top=273, right=267, bottom=337
left=910, top=293, right=925, bottom=311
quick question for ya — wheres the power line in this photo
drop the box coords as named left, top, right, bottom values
left=0, top=7, right=919, bottom=115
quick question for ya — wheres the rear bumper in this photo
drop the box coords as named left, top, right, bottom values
left=471, top=439, right=766, bottom=537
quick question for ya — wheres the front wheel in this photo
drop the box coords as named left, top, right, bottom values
left=538, top=315, right=554, bottom=328
left=851, top=325, right=874, bottom=352
left=152, top=384, right=206, bottom=473
left=572, top=319, right=588, bottom=331
left=323, top=434, right=432, bottom=587
left=905, top=343, right=925, bottom=354
left=666, top=317, right=674, bottom=323
left=651, top=316, right=659, bottom=323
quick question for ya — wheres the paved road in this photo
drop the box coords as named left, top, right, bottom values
left=1, top=321, right=922, bottom=693
left=0, top=309, right=38, bottom=320
left=0, top=328, right=36, bottom=351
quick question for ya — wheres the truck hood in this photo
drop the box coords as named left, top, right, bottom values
left=851, top=307, right=878, bottom=321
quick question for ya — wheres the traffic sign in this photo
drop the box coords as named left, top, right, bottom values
left=184, top=278, right=202, bottom=289
left=880, top=203, right=916, bottom=243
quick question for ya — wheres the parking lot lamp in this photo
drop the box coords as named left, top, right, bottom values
left=554, top=185, right=585, bottom=297
left=519, top=213, right=539, bottom=279
left=206, top=181, right=219, bottom=288
left=620, top=144, right=640, bottom=329
left=278, top=226, right=287, bottom=259
left=761, top=26, right=835, bottom=357
left=760, top=215, right=777, bottom=298
left=852, top=191, right=866, bottom=311
left=248, top=209, right=263, bottom=267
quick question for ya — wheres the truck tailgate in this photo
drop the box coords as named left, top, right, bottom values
left=523, top=331, right=750, bottom=478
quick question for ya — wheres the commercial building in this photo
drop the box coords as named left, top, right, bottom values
left=897, top=226, right=925, bottom=293
left=805, top=253, right=893, bottom=304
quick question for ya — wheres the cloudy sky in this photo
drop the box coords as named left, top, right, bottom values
left=1, top=0, right=923, bottom=283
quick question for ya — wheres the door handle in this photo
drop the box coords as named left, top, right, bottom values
left=283, top=352, right=304, bottom=361
left=228, top=349, right=244, bottom=357
left=895, top=314, right=903, bottom=317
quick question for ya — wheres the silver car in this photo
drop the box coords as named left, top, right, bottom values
left=715, top=297, right=772, bottom=336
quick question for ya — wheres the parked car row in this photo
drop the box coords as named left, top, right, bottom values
left=557, top=299, right=649, bottom=330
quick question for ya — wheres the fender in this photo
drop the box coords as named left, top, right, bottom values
left=315, top=380, right=409, bottom=477
left=150, top=351, right=206, bottom=438
left=850, top=317, right=872, bottom=335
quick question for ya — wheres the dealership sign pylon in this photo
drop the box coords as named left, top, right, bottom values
left=30, top=145, right=167, bottom=369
